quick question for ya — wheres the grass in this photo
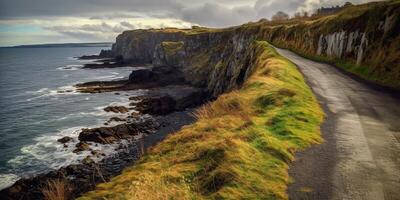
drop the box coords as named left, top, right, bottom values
left=161, top=41, right=184, bottom=56
left=78, top=41, right=323, bottom=200
left=41, top=179, right=70, bottom=200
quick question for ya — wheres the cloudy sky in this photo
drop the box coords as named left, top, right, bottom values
left=0, top=0, right=380, bottom=46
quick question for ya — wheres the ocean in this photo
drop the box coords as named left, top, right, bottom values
left=0, top=47, right=143, bottom=189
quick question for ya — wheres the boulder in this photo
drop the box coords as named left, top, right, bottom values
left=82, top=156, right=94, bottom=165
left=78, top=120, right=158, bottom=144
left=57, top=136, right=72, bottom=144
left=108, top=117, right=126, bottom=122
left=135, top=96, right=176, bottom=115
left=73, top=142, right=90, bottom=153
left=128, top=69, right=155, bottom=83
left=104, top=106, right=129, bottom=113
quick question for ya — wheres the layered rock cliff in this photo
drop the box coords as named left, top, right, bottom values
left=111, top=27, right=260, bottom=97
left=261, top=1, right=400, bottom=89
left=108, top=1, right=400, bottom=92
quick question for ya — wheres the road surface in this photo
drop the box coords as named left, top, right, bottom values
left=275, top=48, right=400, bottom=200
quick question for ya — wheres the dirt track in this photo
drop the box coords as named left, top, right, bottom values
left=276, top=48, right=400, bottom=200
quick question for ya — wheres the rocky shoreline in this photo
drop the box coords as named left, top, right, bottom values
left=0, top=110, right=196, bottom=200
left=0, top=54, right=210, bottom=199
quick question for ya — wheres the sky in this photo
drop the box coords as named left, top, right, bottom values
left=0, top=0, right=381, bottom=46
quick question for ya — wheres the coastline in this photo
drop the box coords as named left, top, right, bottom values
left=0, top=54, right=209, bottom=199
left=0, top=109, right=197, bottom=200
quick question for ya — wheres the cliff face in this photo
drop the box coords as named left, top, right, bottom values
left=112, top=29, right=186, bottom=63
left=110, top=1, right=400, bottom=92
left=261, top=1, right=400, bottom=89
left=113, top=27, right=260, bottom=97
left=153, top=28, right=260, bottom=96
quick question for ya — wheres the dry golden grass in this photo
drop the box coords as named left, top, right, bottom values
left=41, top=179, right=69, bottom=200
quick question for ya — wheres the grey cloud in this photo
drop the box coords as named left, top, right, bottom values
left=181, top=3, right=257, bottom=27
left=44, top=22, right=131, bottom=41
left=89, top=13, right=143, bottom=20
left=0, top=0, right=183, bottom=19
left=255, top=0, right=303, bottom=18
left=120, top=21, right=137, bottom=29
left=0, top=0, right=382, bottom=27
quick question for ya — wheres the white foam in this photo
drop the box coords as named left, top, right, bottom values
left=7, top=125, right=123, bottom=174
left=0, top=174, right=20, bottom=190
left=26, top=88, right=49, bottom=94
left=26, top=85, right=80, bottom=101
left=57, top=65, right=82, bottom=71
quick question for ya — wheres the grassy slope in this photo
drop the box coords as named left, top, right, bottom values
left=79, top=42, right=323, bottom=200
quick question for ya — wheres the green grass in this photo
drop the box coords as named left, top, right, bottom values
left=161, top=41, right=184, bottom=56
left=78, top=42, right=323, bottom=200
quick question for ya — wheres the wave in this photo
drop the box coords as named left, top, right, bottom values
left=89, top=74, right=125, bottom=81
left=26, top=85, right=79, bottom=102
left=57, top=65, right=82, bottom=71
left=0, top=174, right=20, bottom=190
left=7, top=125, right=123, bottom=181
left=25, top=88, right=49, bottom=95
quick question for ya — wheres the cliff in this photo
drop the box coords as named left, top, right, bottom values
left=109, top=1, right=400, bottom=91
left=111, top=27, right=260, bottom=97
left=261, top=0, right=400, bottom=89
left=80, top=41, right=324, bottom=200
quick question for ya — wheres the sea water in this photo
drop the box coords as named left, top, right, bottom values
left=0, top=47, right=144, bottom=189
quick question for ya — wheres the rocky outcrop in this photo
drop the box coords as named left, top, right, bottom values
left=128, top=66, right=187, bottom=85
left=131, top=85, right=208, bottom=115
left=112, top=29, right=186, bottom=63
left=103, top=106, right=129, bottom=113
left=57, top=136, right=72, bottom=144
left=78, top=119, right=158, bottom=144
left=112, top=27, right=260, bottom=97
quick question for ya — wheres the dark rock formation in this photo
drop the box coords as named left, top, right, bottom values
left=57, top=136, right=72, bottom=144
left=108, top=117, right=126, bottom=123
left=112, top=29, right=186, bottom=63
left=103, top=106, right=129, bottom=113
left=131, top=85, right=208, bottom=115
left=78, top=119, right=158, bottom=144
left=73, top=142, right=90, bottom=153
left=99, top=49, right=114, bottom=58
left=134, top=96, right=176, bottom=115
left=75, top=66, right=188, bottom=93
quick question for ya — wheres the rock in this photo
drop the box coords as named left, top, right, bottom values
left=91, top=150, right=101, bottom=156
left=57, top=136, right=72, bottom=144
left=108, top=117, right=126, bottom=122
left=114, top=92, right=120, bottom=95
left=99, top=49, right=114, bottom=58
left=78, top=55, right=103, bottom=60
left=130, top=86, right=208, bottom=115
left=129, top=96, right=141, bottom=101
left=78, top=120, right=158, bottom=144
left=73, top=142, right=90, bottom=153
left=104, top=106, right=129, bottom=113
left=82, top=156, right=94, bottom=165
left=128, top=69, right=155, bottom=83
left=135, top=95, right=176, bottom=115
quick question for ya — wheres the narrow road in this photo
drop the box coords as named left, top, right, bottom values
left=275, top=48, right=400, bottom=200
